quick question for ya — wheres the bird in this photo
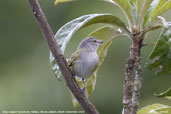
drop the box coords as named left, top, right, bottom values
left=68, top=37, right=103, bottom=95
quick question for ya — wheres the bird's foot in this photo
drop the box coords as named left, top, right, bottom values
left=82, top=78, right=86, bottom=96
left=71, top=72, right=76, bottom=78
left=82, top=87, right=86, bottom=96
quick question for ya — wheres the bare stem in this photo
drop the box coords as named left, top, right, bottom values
left=131, top=54, right=142, bottom=114
left=122, top=45, right=135, bottom=114
left=123, top=34, right=143, bottom=114
left=27, top=0, right=99, bottom=114
left=130, top=26, right=160, bottom=113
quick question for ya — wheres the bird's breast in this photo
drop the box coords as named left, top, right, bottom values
left=74, top=51, right=99, bottom=79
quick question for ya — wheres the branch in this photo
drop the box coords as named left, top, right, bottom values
left=130, top=27, right=161, bottom=112
left=143, top=25, right=162, bottom=34
left=130, top=34, right=143, bottom=114
left=122, top=46, right=135, bottom=114
left=131, top=54, right=142, bottom=114
left=122, top=39, right=142, bottom=114
left=27, top=0, right=99, bottom=114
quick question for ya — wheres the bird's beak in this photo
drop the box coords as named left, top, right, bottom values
left=98, top=40, right=103, bottom=44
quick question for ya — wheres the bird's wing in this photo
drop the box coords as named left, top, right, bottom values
left=68, top=49, right=82, bottom=67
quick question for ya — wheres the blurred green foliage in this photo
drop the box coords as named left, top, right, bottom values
left=0, top=0, right=170, bottom=114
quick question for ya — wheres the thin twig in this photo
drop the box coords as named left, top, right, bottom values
left=143, top=24, right=162, bottom=35
left=27, top=0, right=99, bottom=114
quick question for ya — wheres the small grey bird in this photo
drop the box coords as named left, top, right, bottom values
left=68, top=37, right=103, bottom=95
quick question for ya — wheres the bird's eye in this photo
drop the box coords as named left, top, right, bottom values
left=93, top=40, right=97, bottom=42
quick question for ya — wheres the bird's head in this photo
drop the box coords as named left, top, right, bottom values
left=78, top=37, right=103, bottom=51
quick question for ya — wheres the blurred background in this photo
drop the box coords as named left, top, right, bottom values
left=0, top=0, right=170, bottom=113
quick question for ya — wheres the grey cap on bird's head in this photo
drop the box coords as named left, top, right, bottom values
left=78, top=37, right=103, bottom=51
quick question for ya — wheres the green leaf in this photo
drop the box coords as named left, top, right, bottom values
left=136, top=0, right=153, bottom=29
left=151, top=0, right=171, bottom=20
left=142, top=0, right=160, bottom=27
left=155, top=106, right=171, bottom=114
left=54, top=0, right=72, bottom=5
left=138, top=104, right=170, bottom=114
left=130, top=0, right=137, bottom=5
left=50, top=13, right=128, bottom=79
left=103, top=0, right=115, bottom=3
left=155, top=87, right=171, bottom=100
left=112, top=0, right=134, bottom=28
left=146, top=18, right=171, bottom=75
left=71, top=26, right=123, bottom=107
left=129, top=0, right=137, bottom=23
left=150, top=0, right=167, bottom=19
left=54, top=0, right=117, bottom=5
